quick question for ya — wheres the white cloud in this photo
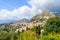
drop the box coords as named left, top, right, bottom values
left=28, top=0, right=60, bottom=12
left=2, top=0, right=60, bottom=21
left=0, top=6, right=32, bottom=20
left=12, top=6, right=31, bottom=20
left=0, top=1, right=43, bottom=21
left=0, top=9, right=11, bottom=20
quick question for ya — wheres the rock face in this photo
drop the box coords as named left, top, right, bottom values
left=31, top=11, right=55, bottom=22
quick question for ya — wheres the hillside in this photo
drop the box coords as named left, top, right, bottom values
left=0, top=11, right=60, bottom=40
left=0, top=11, right=56, bottom=32
left=31, top=11, right=56, bottom=22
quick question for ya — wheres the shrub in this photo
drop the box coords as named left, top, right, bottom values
left=44, top=17, right=60, bottom=35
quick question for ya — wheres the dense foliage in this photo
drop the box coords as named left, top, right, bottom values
left=44, top=17, right=60, bottom=35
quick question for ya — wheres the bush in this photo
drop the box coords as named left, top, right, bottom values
left=0, top=30, right=9, bottom=40
left=44, top=17, right=60, bottom=35
left=19, top=30, right=38, bottom=40
left=40, top=33, right=60, bottom=40
left=31, top=25, right=42, bottom=35
left=0, top=30, right=18, bottom=40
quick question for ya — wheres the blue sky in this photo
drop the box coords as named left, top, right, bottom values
left=0, top=0, right=29, bottom=10
left=0, top=0, right=60, bottom=23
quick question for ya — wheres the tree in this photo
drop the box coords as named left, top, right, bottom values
left=36, top=25, right=41, bottom=35
left=31, top=25, right=42, bottom=35
left=44, top=17, right=60, bottom=35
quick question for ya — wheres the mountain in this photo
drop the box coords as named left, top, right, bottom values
left=0, top=11, right=56, bottom=26
left=0, top=11, right=57, bottom=31
left=18, top=18, right=29, bottom=23
left=54, top=12, right=60, bottom=17
left=13, top=18, right=29, bottom=24
left=31, top=11, right=56, bottom=22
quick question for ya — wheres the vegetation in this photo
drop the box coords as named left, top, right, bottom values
left=44, top=17, right=60, bottom=35
left=0, top=12, right=60, bottom=40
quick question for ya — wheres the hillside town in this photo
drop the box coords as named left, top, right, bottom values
left=11, top=14, right=51, bottom=33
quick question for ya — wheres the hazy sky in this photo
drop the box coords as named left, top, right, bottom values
left=0, top=0, right=60, bottom=23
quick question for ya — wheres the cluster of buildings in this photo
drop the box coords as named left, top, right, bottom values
left=12, top=21, right=45, bottom=33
